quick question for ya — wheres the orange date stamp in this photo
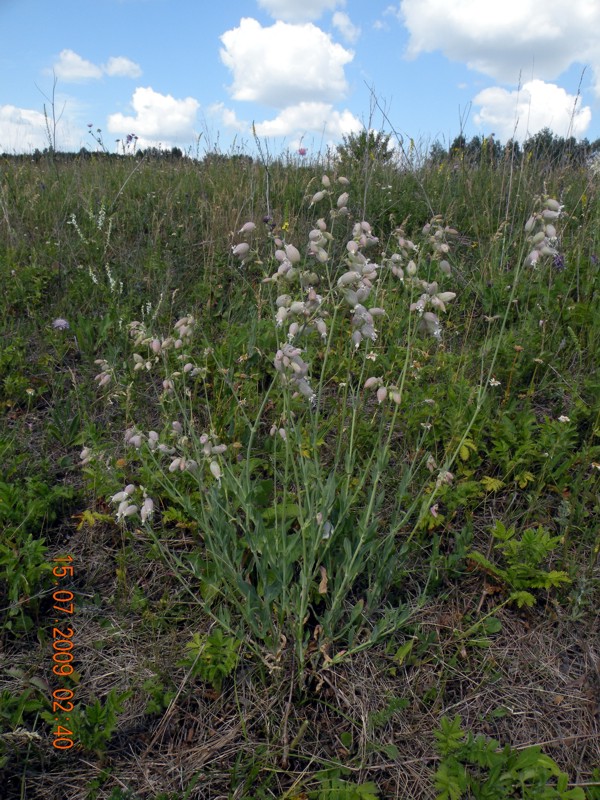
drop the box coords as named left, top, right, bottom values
left=49, top=555, right=76, bottom=750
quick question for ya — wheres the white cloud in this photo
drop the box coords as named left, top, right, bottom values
left=107, top=87, right=199, bottom=145
left=398, top=0, right=600, bottom=90
left=0, top=105, right=50, bottom=152
left=332, top=11, right=360, bottom=43
left=54, top=49, right=103, bottom=81
left=257, top=0, right=344, bottom=22
left=208, top=102, right=247, bottom=133
left=254, top=101, right=361, bottom=138
left=220, top=18, right=353, bottom=108
left=473, top=79, right=592, bottom=141
left=52, top=49, right=142, bottom=82
left=103, top=56, right=142, bottom=78
left=0, top=103, right=84, bottom=153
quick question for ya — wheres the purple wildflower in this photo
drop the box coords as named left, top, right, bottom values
left=52, top=318, right=70, bottom=330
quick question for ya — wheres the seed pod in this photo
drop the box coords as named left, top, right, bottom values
left=364, top=376, right=381, bottom=389
left=436, top=292, right=456, bottom=304
left=285, top=244, right=301, bottom=264
left=544, top=198, right=561, bottom=212
left=337, top=271, right=361, bottom=287
left=110, top=491, right=130, bottom=504
left=232, top=242, right=250, bottom=258
left=321, top=175, right=331, bottom=188
left=337, top=192, right=349, bottom=208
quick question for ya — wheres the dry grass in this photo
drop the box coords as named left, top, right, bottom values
left=3, top=514, right=598, bottom=799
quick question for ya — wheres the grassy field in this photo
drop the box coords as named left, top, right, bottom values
left=1, top=140, right=599, bottom=800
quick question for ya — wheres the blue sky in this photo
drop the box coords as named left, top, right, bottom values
left=2, top=0, right=599, bottom=156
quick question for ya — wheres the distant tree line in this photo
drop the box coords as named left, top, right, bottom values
left=2, top=127, right=600, bottom=169
left=428, top=128, right=600, bottom=169
left=0, top=145, right=186, bottom=162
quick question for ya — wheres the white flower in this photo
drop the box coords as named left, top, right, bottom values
left=141, top=497, right=154, bottom=523
left=489, top=377, right=501, bottom=387
left=557, top=415, right=570, bottom=423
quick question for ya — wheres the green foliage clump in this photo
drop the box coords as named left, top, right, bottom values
left=467, top=521, right=571, bottom=607
left=434, top=714, right=585, bottom=799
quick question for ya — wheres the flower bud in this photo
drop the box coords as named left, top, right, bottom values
left=337, top=192, right=349, bottom=209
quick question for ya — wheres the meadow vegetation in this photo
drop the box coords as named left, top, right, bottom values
left=1, top=130, right=599, bottom=799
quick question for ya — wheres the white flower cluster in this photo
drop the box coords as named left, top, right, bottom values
left=524, top=197, right=562, bottom=267
left=108, top=483, right=155, bottom=524
left=275, top=287, right=326, bottom=341
left=124, top=421, right=227, bottom=484
left=129, top=315, right=196, bottom=355
left=274, top=344, right=315, bottom=403
left=385, top=217, right=459, bottom=340
left=93, top=359, right=112, bottom=388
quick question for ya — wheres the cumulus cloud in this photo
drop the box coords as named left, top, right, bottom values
left=257, top=0, right=345, bottom=22
left=107, top=87, right=199, bottom=145
left=207, top=102, right=247, bottom=133
left=0, top=104, right=83, bottom=153
left=473, top=79, right=592, bottom=141
left=54, top=49, right=103, bottom=81
left=398, top=0, right=600, bottom=89
left=103, top=56, right=142, bottom=78
left=220, top=18, right=353, bottom=108
left=254, top=100, right=361, bottom=138
left=52, top=49, right=142, bottom=82
left=332, top=11, right=360, bottom=43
